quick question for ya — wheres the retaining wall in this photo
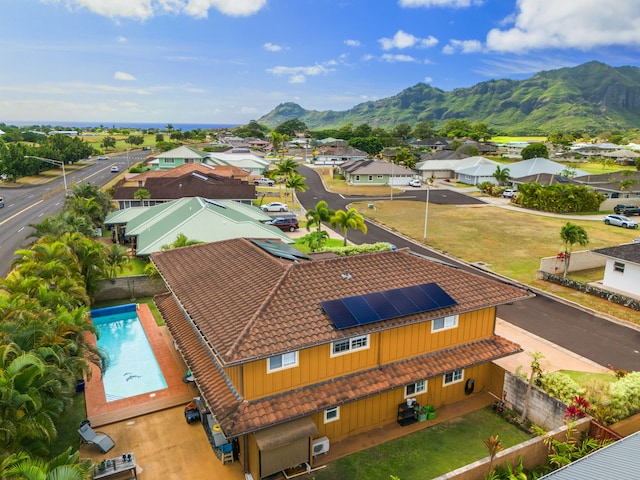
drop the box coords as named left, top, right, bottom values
left=539, top=250, right=605, bottom=275
left=93, top=275, right=167, bottom=302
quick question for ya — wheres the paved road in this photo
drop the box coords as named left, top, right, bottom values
left=296, top=164, right=640, bottom=372
left=0, top=151, right=149, bottom=276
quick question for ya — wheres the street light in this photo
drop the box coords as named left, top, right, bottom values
left=423, top=181, right=430, bottom=243
left=24, top=155, right=67, bottom=192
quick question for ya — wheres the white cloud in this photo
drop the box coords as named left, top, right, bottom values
left=398, top=0, right=483, bottom=7
left=362, top=54, right=374, bottom=61
left=344, top=39, right=361, bottom=47
left=266, top=63, right=333, bottom=83
left=115, top=71, right=136, bottom=81
left=42, top=0, right=267, bottom=20
left=381, top=53, right=417, bottom=63
left=117, top=36, right=127, bottom=43
left=264, top=42, right=283, bottom=52
left=424, top=76, right=432, bottom=83
left=379, top=30, right=438, bottom=50
left=486, top=0, right=640, bottom=53
left=442, top=39, right=482, bottom=54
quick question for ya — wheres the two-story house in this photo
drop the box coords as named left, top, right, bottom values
left=151, top=239, right=533, bottom=480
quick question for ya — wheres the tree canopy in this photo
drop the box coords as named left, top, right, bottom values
left=521, top=143, right=549, bottom=159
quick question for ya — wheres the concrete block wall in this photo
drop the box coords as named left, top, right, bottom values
left=503, top=371, right=567, bottom=430
left=93, top=275, right=167, bottom=302
left=539, top=250, right=605, bottom=275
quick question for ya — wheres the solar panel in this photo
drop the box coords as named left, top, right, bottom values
left=321, top=299, right=359, bottom=329
left=321, top=282, right=457, bottom=330
left=342, top=296, right=381, bottom=325
left=251, top=239, right=310, bottom=261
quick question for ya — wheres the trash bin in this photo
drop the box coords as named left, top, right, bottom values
left=424, top=405, right=437, bottom=420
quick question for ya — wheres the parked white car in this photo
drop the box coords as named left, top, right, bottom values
left=502, top=189, right=517, bottom=198
left=603, top=214, right=638, bottom=229
left=261, top=202, right=288, bottom=212
left=409, top=179, right=421, bottom=187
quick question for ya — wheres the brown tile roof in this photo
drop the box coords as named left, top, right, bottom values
left=127, top=163, right=250, bottom=184
left=157, top=290, right=521, bottom=437
left=151, top=238, right=533, bottom=365
left=112, top=169, right=255, bottom=201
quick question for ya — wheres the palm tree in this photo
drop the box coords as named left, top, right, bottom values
left=305, top=200, right=334, bottom=234
left=161, top=233, right=203, bottom=250
left=2, top=447, right=92, bottom=479
left=133, top=188, right=151, bottom=206
left=559, top=222, right=589, bottom=278
left=493, top=166, right=511, bottom=186
left=330, top=208, right=368, bottom=246
left=285, top=172, right=308, bottom=211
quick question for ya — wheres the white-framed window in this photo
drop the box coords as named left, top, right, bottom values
left=324, top=406, right=340, bottom=423
left=368, top=175, right=373, bottom=181
left=377, top=174, right=384, bottom=179
left=164, top=158, right=175, bottom=164
left=404, top=380, right=426, bottom=397
left=355, top=175, right=360, bottom=181
left=267, top=351, right=298, bottom=373
left=331, top=335, right=369, bottom=357
left=443, top=369, right=464, bottom=386
left=614, top=261, right=625, bottom=273
left=432, top=315, right=458, bottom=332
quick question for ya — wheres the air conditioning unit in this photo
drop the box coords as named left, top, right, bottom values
left=312, top=436, right=330, bottom=456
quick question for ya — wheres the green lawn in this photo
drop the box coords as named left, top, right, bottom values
left=312, top=407, right=532, bottom=480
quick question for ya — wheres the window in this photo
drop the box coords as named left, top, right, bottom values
left=355, top=175, right=360, bottom=181
left=267, top=351, right=298, bottom=373
left=614, top=261, right=625, bottom=273
left=405, top=380, right=426, bottom=397
left=443, top=369, right=464, bottom=386
left=324, top=406, right=340, bottom=423
left=377, top=175, right=384, bottom=179
left=368, top=175, right=373, bottom=181
left=432, top=315, right=458, bottom=332
left=164, top=158, right=175, bottom=164
left=331, top=335, right=369, bottom=356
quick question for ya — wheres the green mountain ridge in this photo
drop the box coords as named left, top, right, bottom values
left=257, top=61, right=640, bottom=134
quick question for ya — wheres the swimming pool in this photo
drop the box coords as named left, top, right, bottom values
left=91, top=304, right=167, bottom=402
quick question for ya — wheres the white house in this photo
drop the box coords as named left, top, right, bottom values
left=416, top=156, right=499, bottom=181
left=591, top=242, right=640, bottom=298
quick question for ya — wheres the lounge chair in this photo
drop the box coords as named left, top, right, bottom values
left=78, top=423, right=115, bottom=453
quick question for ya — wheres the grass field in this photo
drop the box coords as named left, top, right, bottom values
left=312, top=407, right=531, bottom=480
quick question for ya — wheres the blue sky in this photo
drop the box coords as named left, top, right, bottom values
left=2, top=0, right=640, bottom=126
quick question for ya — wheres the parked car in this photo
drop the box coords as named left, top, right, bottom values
left=110, top=165, right=120, bottom=173
left=408, top=179, right=421, bottom=187
left=261, top=202, right=288, bottom=212
left=0, top=196, right=4, bottom=208
left=266, top=217, right=299, bottom=232
left=613, top=203, right=640, bottom=215
left=603, top=214, right=638, bottom=229
left=253, top=177, right=275, bottom=186
left=502, top=189, right=517, bottom=198
left=97, top=155, right=109, bottom=160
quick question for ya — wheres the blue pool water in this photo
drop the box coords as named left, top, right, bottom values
left=91, top=304, right=167, bottom=402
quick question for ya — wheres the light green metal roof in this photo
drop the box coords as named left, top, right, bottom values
left=104, top=207, right=150, bottom=225
left=111, top=197, right=293, bottom=256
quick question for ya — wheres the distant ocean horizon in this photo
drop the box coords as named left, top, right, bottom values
left=3, top=121, right=242, bottom=131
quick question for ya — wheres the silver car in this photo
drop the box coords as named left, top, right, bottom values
left=603, top=214, right=638, bottom=229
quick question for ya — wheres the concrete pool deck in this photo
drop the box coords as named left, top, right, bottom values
left=85, top=303, right=195, bottom=427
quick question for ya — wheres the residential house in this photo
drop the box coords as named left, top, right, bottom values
left=572, top=170, right=640, bottom=199
left=591, top=242, right=640, bottom=298
left=340, top=159, right=415, bottom=186
left=317, top=137, right=348, bottom=148
left=104, top=197, right=291, bottom=256
left=150, top=145, right=209, bottom=170
left=495, top=141, right=530, bottom=158
left=206, top=151, right=272, bottom=177
left=601, top=149, right=640, bottom=166
left=416, top=156, right=499, bottom=182
left=314, top=146, right=368, bottom=165
left=411, top=137, right=452, bottom=151
left=505, top=158, right=589, bottom=179
left=111, top=165, right=255, bottom=209
left=151, top=239, right=533, bottom=479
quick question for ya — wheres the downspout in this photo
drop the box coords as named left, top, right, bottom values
left=243, top=434, right=250, bottom=475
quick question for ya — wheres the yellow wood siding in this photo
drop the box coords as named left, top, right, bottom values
left=225, top=365, right=243, bottom=397
left=310, top=363, right=496, bottom=443
left=242, top=307, right=497, bottom=400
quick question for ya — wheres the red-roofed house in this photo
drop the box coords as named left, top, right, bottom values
left=151, top=239, right=533, bottom=479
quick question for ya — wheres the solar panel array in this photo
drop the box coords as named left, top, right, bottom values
left=251, top=239, right=311, bottom=262
left=321, top=282, right=457, bottom=330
